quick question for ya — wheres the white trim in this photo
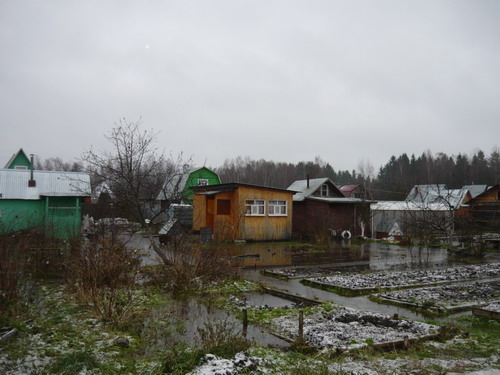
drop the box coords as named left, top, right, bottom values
left=321, top=184, right=329, bottom=196
left=245, top=199, right=265, bottom=216
left=268, top=200, right=287, bottom=216
left=198, top=178, right=209, bottom=186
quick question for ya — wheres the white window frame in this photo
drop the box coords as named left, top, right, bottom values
left=268, top=200, right=287, bottom=216
left=198, top=178, right=209, bottom=186
left=14, top=165, right=28, bottom=170
left=321, top=184, right=329, bottom=197
left=245, top=199, right=265, bottom=216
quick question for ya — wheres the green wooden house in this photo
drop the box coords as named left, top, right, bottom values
left=157, top=166, right=221, bottom=207
left=0, top=168, right=91, bottom=239
left=4, top=148, right=33, bottom=170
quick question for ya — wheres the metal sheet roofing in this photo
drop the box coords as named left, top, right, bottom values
left=0, top=169, right=91, bottom=200
left=371, top=201, right=451, bottom=211
left=307, top=196, right=374, bottom=204
left=287, top=178, right=342, bottom=201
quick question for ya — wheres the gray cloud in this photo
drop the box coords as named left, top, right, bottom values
left=1, top=0, right=499, bottom=172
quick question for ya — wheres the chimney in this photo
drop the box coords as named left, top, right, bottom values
left=28, top=154, right=36, bottom=187
left=307, top=174, right=310, bottom=189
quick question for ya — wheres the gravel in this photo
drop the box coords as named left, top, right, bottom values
left=310, top=263, right=500, bottom=291
left=270, top=306, right=439, bottom=350
left=377, top=280, right=500, bottom=312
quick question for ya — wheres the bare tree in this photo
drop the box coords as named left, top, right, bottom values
left=82, top=118, right=190, bottom=265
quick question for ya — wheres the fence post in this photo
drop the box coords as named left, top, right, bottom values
left=298, top=309, right=304, bottom=342
left=242, top=308, right=248, bottom=338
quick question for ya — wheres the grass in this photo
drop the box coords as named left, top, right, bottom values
left=3, top=273, right=499, bottom=375
left=48, top=350, right=100, bottom=375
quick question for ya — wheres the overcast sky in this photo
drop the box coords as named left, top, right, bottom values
left=1, top=0, right=499, bottom=174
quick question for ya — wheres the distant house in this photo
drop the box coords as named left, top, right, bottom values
left=372, top=184, right=491, bottom=239
left=4, top=148, right=32, bottom=170
left=406, top=184, right=470, bottom=209
left=456, top=185, right=500, bottom=230
left=287, top=178, right=373, bottom=239
left=339, top=184, right=371, bottom=200
left=370, top=201, right=452, bottom=239
left=157, top=166, right=221, bottom=208
left=192, top=183, right=295, bottom=241
left=0, top=169, right=91, bottom=239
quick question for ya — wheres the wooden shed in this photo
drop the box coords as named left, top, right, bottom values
left=288, top=178, right=373, bottom=239
left=192, top=183, right=295, bottom=241
left=456, top=185, right=500, bottom=230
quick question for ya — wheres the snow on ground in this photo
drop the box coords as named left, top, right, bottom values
left=310, top=263, right=500, bottom=291
left=481, top=301, right=500, bottom=313
left=270, top=306, right=438, bottom=350
left=187, top=349, right=499, bottom=375
left=377, top=280, right=500, bottom=313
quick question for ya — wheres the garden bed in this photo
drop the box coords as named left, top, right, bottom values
left=269, top=306, right=440, bottom=351
left=372, top=280, right=500, bottom=316
left=304, top=263, right=500, bottom=296
left=472, top=301, right=500, bottom=320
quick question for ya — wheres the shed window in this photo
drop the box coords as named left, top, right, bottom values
left=321, top=184, right=329, bottom=196
left=269, top=200, right=287, bottom=216
left=245, top=199, right=265, bottom=216
left=198, top=178, right=209, bottom=186
left=14, top=166, right=28, bottom=170
left=217, top=199, right=231, bottom=215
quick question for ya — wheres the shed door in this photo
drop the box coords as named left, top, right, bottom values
left=206, top=196, right=215, bottom=230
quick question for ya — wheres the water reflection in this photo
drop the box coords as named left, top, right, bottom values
left=226, top=241, right=459, bottom=271
left=141, top=297, right=289, bottom=352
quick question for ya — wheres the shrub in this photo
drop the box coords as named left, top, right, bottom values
left=162, top=244, right=239, bottom=293
left=197, top=317, right=251, bottom=358
left=65, top=237, right=142, bottom=324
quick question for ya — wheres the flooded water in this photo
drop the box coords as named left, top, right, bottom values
left=141, top=296, right=289, bottom=352
left=129, top=235, right=499, bottom=346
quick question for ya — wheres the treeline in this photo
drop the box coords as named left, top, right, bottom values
left=375, top=149, right=500, bottom=200
left=215, top=156, right=357, bottom=189
left=36, top=147, right=500, bottom=202
left=216, top=149, right=500, bottom=201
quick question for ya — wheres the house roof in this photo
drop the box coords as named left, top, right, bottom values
left=462, top=185, right=489, bottom=199
left=92, top=181, right=113, bottom=200
left=0, top=169, right=91, bottom=200
left=287, top=178, right=344, bottom=201
left=156, top=167, right=194, bottom=201
left=466, top=184, right=500, bottom=204
left=4, top=148, right=32, bottom=169
left=406, top=184, right=483, bottom=209
left=156, top=166, right=220, bottom=201
left=192, top=182, right=296, bottom=194
left=339, top=184, right=360, bottom=196
left=371, top=201, right=451, bottom=211
left=306, top=196, right=373, bottom=204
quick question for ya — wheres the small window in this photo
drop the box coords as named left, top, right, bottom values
left=269, top=200, right=287, bottom=216
left=245, top=199, right=265, bottom=216
left=321, top=184, right=329, bottom=196
left=217, top=199, right=231, bottom=215
left=14, top=165, right=28, bottom=170
left=198, top=178, right=209, bottom=186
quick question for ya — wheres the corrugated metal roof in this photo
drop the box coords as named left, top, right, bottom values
left=462, top=185, right=489, bottom=199
left=287, top=178, right=331, bottom=201
left=371, top=201, right=450, bottom=211
left=0, top=169, right=91, bottom=200
left=156, top=168, right=195, bottom=201
left=306, top=196, right=374, bottom=204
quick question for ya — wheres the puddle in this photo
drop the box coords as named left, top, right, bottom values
left=140, top=297, right=289, bottom=353
left=129, top=235, right=499, bottom=344
left=243, top=293, right=297, bottom=309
